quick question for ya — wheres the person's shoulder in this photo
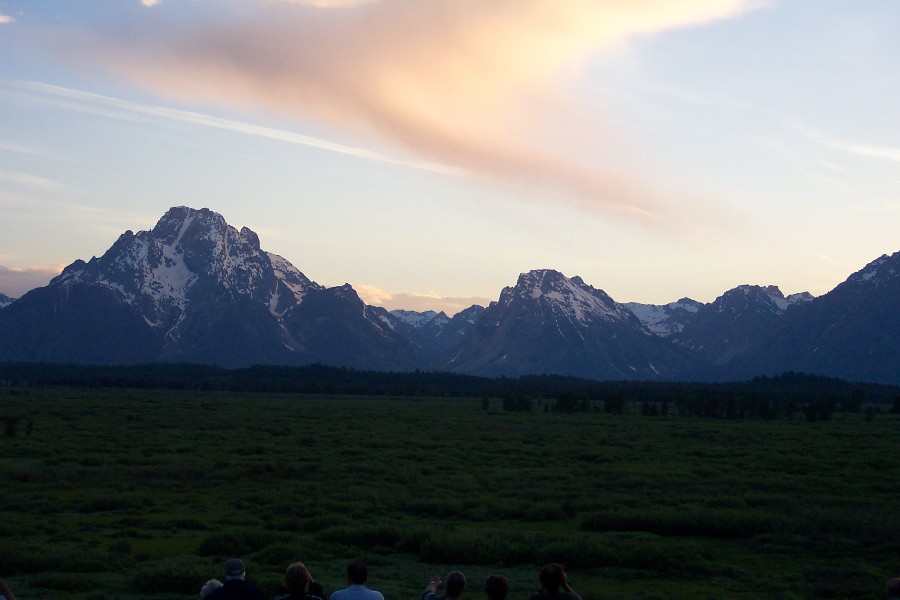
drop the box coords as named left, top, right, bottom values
left=329, top=588, right=350, bottom=600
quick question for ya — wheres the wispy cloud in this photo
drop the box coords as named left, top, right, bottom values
left=793, top=123, right=900, bottom=164
left=0, top=140, right=48, bottom=157
left=0, top=14, right=13, bottom=25
left=54, top=0, right=762, bottom=224
left=8, top=80, right=468, bottom=178
left=812, top=254, right=858, bottom=268
left=0, top=265, right=64, bottom=297
left=140, top=0, right=160, bottom=7
left=0, top=169, right=64, bottom=191
left=272, top=0, right=376, bottom=6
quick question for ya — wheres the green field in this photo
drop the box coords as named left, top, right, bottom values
left=1, top=388, right=898, bottom=599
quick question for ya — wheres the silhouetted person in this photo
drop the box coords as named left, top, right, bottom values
left=887, top=578, right=900, bottom=600
left=484, top=574, right=508, bottom=600
left=0, top=577, right=17, bottom=600
left=423, top=571, right=466, bottom=600
left=201, top=579, right=224, bottom=599
left=205, top=558, right=265, bottom=600
left=275, top=562, right=326, bottom=600
left=330, top=562, right=384, bottom=600
left=529, top=564, right=580, bottom=600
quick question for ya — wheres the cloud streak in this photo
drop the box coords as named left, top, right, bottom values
left=0, top=169, right=64, bottom=192
left=796, top=124, right=900, bottom=164
left=58, top=0, right=761, bottom=222
left=7, top=80, right=468, bottom=178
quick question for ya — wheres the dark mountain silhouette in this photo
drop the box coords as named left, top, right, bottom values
left=0, top=207, right=896, bottom=384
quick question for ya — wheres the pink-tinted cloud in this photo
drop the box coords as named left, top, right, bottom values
left=0, top=265, right=63, bottom=297
left=356, top=284, right=489, bottom=316
left=0, top=14, right=14, bottom=24
left=64, top=0, right=761, bottom=222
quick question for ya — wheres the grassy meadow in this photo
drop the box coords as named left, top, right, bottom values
left=1, top=387, right=899, bottom=599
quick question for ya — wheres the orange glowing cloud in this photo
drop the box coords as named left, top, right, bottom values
left=67, top=0, right=762, bottom=221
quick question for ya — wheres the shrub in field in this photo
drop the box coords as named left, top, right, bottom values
left=802, top=564, right=881, bottom=599
left=0, top=544, right=107, bottom=574
left=30, top=573, right=99, bottom=593
left=580, top=507, right=781, bottom=539
left=403, top=498, right=468, bottom=518
left=0, top=545, right=56, bottom=574
left=317, top=524, right=402, bottom=549
left=132, top=557, right=213, bottom=594
left=396, top=526, right=432, bottom=554
left=196, top=529, right=282, bottom=556
left=251, top=544, right=298, bottom=569
left=419, top=531, right=511, bottom=565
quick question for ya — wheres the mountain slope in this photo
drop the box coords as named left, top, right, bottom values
left=0, top=207, right=421, bottom=368
left=625, top=298, right=702, bottom=337
left=445, top=270, right=703, bottom=380
left=672, top=285, right=810, bottom=367
left=742, top=253, right=900, bottom=384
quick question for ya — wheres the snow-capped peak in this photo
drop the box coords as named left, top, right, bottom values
left=504, top=269, right=633, bottom=324
left=49, top=206, right=324, bottom=329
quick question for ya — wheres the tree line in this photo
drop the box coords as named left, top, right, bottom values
left=1, top=362, right=898, bottom=419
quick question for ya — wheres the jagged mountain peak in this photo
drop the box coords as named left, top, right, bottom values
left=497, top=268, right=634, bottom=326
left=0, top=292, right=14, bottom=308
left=844, top=251, right=898, bottom=289
left=715, top=284, right=790, bottom=315
left=50, top=206, right=322, bottom=330
left=717, top=284, right=814, bottom=313
left=391, top=309, right=449, bottom=329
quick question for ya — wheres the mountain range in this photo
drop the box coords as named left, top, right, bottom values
left=1, top=206, right=897, bottom=384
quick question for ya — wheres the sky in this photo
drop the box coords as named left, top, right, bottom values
left=0, top=0, right=898, bottom=315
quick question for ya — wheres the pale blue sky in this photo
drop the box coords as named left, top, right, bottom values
left=1, top=0, right=897, bottom=314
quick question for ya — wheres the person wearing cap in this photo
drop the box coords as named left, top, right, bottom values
left=329, top=562, right=384, bottom=600
left=204, top=558, right=265, bottom=600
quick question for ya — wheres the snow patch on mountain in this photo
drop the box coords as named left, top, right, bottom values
left=391, top=309, right=448, bottom=329
left=625, top=298, right=701, bottom=336
left=0, top=293, right=16, bottom=308
left=847, top=253, right=897, bottom=287
left=148, top=241, right=197, bottom=306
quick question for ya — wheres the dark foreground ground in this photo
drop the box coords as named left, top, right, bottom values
left=1, top=387, right=898, bottom=599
